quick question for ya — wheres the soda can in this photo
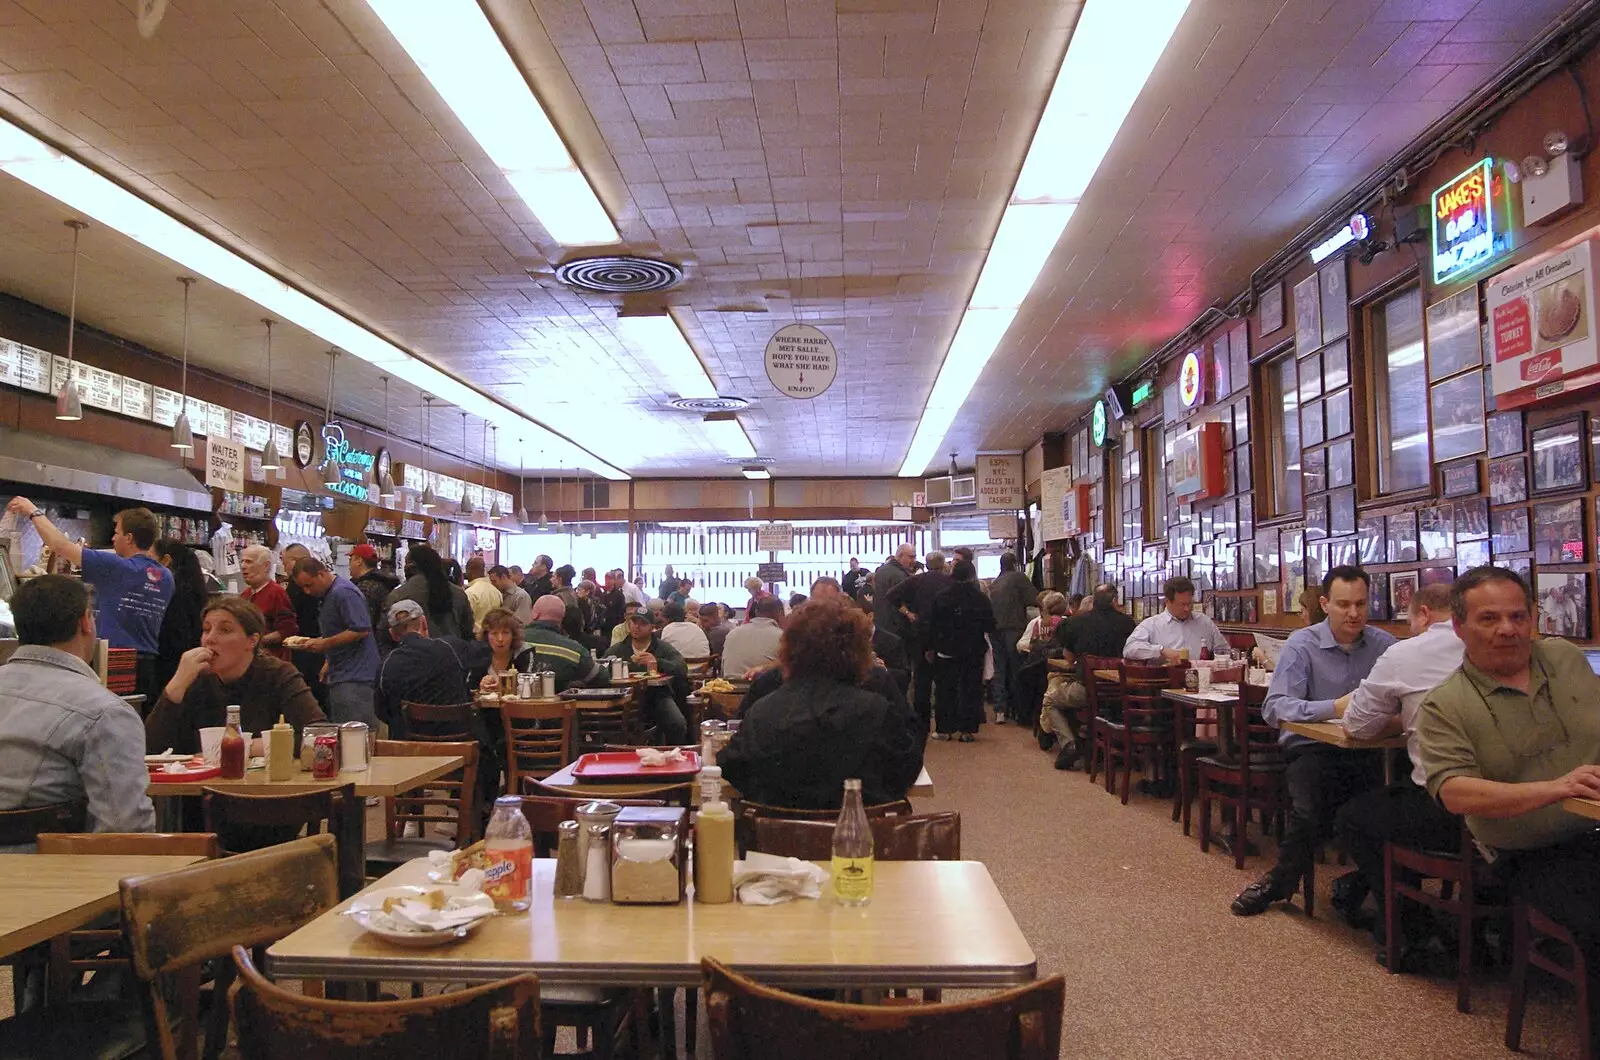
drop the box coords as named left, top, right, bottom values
left=312, top=733, right=340, bottom=779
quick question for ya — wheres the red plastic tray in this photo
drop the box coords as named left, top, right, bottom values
left=571, top=750, right=701, bottom=781
left=148, top=763, right=223, bottom=783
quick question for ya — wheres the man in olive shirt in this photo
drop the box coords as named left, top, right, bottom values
left=1417, top=567, right=1600, bottom=1050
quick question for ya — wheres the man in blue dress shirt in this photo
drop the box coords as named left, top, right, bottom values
left=1232, top=565, right=1396, bottom=916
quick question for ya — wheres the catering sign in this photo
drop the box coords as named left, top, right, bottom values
left=1432, top=157, right=1510, bottom=284
left=1487, top=240, right=1600, bottom=408
left=756, top=522, right=794, bottom=552
left=206, top=437, right=245, bottom=492
left=319, top=423, right=376, bottom=500
left=975, top=453, right=1024, bottom=510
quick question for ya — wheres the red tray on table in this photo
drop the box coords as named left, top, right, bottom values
left=148, top=763, right=223, bottom=783
left=570, top=751, right=701, bottom=781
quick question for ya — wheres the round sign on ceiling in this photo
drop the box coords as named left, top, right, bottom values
left=1179, top=349, right=1203, bottom=407
left=1091, top=400, right=1107, bottom=447
left=764, top=324, right=838, bottom=399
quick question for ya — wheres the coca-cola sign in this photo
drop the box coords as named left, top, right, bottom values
left=1487, top=240, right=1599, bottom=409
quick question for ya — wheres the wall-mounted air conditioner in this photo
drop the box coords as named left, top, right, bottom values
left=924, top=476, right=952, bottom=506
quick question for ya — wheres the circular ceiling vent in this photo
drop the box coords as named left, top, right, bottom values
left=724, top=455, right=776, bottom=466
left=554, top=256, right=683, bottom=294
left=666, top=395, right=751, bottom=412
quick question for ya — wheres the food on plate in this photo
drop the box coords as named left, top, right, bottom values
left=699, top=678, right=737, bottom=694
left=382, top=888, right=447, bottom=914
left=1538, top=280, right=1583, bottom=343
left=448, top=840, right=491, bottom=879
left=282, top=635, right=311, bottom=649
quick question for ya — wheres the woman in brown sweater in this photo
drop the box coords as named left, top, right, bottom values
left=145, top=596, right=326, bottom=755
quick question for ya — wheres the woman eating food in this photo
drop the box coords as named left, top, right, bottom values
left=472, top=607, right=525, bottom=691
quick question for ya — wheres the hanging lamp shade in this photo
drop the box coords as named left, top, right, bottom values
left=171, top=277, right=196, bottom=451
left=515, top=437, right=530, bottom=526
left=419, top=395, right=437, bottom=509
left=55, top=220, right=87, bottom=421
left=488, top=426, right=504, bottom=519
left=260, top=319, right=282, bottom=471
left=56, top=378, right=83, bottom=421
left=457, top=412, right=476, bottom=517
left=170, top=411, right=194, bottom=452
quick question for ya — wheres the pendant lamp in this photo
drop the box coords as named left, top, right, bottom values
left=457, top=412, right=476, bottom=518
left=54, top=220, right=88, bottom=421
left=419, top=396, right=437, bottom=509
left=259, top=318, right=282, bottom=471
left=171, top=277, right=196, bottom=452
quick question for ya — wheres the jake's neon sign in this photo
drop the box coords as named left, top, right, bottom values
left=320, top=424, right=375, bottom=500
left=1432, top=158, right=1509, bottom=284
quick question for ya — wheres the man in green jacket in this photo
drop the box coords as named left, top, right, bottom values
left=520, top=595, right=607, bottom=692
left=602, top=606, right=689, bottom=742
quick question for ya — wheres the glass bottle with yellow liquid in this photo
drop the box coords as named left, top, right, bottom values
left=831, top=778, right=874, bottom=906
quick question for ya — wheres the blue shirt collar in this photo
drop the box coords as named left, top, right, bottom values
left=1310, top=618, right=1369, bottom=651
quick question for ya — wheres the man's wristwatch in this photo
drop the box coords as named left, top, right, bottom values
left=27, top=510, right=44, bottom=520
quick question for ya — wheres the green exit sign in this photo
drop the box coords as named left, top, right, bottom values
left=1130, top=379, right=1155, bottom=408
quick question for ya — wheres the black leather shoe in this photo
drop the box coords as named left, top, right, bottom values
left=1231, top=874, right=1293, bottom=916
left=1037, top=730, right=1056, bottom=752
left=1054, top=745, right=1079, bottom=771
left=1330, top=870, right=1371, bottom=925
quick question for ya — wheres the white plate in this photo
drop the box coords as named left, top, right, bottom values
left=347, top=885, right=495, bottom=947
left=144, top=753, right=191, bottom=764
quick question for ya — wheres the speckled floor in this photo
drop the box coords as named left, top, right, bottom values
left=914, top=719, right=1584, bottom=1059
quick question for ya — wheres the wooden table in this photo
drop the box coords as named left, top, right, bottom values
left=0, top=854, right=202, bottom=959
left=1563, top=797, right=1600, bottom=820
left=1281, top=721, right=1409, bottom=784
left=267, top=858, right=1033, bottom=988
left=146, top=755, right=466, bottom=798
left=537, top=760, right=935, bottom=800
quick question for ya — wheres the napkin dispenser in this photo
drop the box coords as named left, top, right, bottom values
left=609, top=806, right=688, bottom=904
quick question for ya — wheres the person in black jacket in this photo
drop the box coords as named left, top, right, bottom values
left=720, top=597, right=923, bottom=810
left=153, top=540, right=207, bottom=698
left=926, top=559, right=995, bottom=741
left=887, top=551, right=951, bottom=732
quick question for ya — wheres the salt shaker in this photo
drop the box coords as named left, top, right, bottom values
left=582, top=821, right=612, bottom=901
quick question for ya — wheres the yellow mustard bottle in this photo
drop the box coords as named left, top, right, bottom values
left=267, top=714, right=295, bottom=781
left=694, top=765, right=735, bottom=904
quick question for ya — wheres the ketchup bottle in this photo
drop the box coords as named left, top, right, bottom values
left=219, top=704, right=246, bottom=779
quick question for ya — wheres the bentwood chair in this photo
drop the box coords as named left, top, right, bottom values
left=748, top=812, right=961, bottom=862
left=400, top=700, right=477, bottom=742
left=735, top=799, right=915, bottom=855
left=701, top=958, right=1065, bottom=1060
left=0, top=801, right=88, bottom=1011
left=1196, top=682, right=1289, bottom=872
left=230, top=948, right=541, bottom=1060
left=121, top=834, right=340, bottom=1060
left=1506, top=900, right=1593, bottom=1059
left=202, top=783, right=362, bottom=899
left=365, top=740, right=481, bottom=878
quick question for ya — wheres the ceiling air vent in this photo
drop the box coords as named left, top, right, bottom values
left=553, top=256, right=683, bottom=294
left=666, top=396, right=751, bottom=412
left=724, top=456, right=776, bottom=465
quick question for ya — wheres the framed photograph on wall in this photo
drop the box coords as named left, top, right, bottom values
left=1537, top=571, right=1591, bottom=639
left=1425, top=287, right=1481, bottom=381
left=1456, top=539, right=1490, bottom=574
left=1305, top=494, right=1328, bottom=539
left=1387, top=511, right=1419, bottom=563
left=1429, top=369, right=1487, bottom=464
left=1302, top=446, right=1327, bottom=496
left=1358, top=516, right=1386, bottom=565
left=1420, top=566, right=1456, bottom=589
left=1531, top=415, right=1586, bottom=495
left=1504, top=554, right=1532, bottom=582
left=1391, top=571, right=1419, bottom=622
left=1491, top=506, right=1530, bottom=556
left=1324, top=388, right=1352, bottom=440
left=1418, top=505, right=1455, bottom=560
left=1238, top=493, right=1254, bottom=539
left=1330, top=488, right=1356, bottom=537
left=1294, top=273, right=1321, bottom=354
left=1260, top=281, right=1286, bottom=336
left=1301, top=399, right=1324, bottom=447
left=1320, top=259, right=1349, bottom=344
left=1455, top=497, right=1489, bottom=540
left=1488, top=410, right=1524, bottom=458
left=1299, top=351, right=1323, bottom=404
left=1327, top=438, right=1354, bottom=489
left=1255, top=528, right=1280, bottom=584
left=1533, top=498, right=1585, bottom=564
left=1229, top=324, right=1249, bottom=396
left=1238, top=542, right=1256, bottom=589
left=1322, top=339, right=1350, bottom=392
left=1440, top=459, right=1480, bottom=498
left=1488, top=456, right=1528, bottom=506
left=1235, top=444, right=1253, bottom=493
left=1234, top=399, right=1250, bottom=444
left=1329, top=537, right=1357, bottom=567
left=1368, top=572, right=1390, bottom=621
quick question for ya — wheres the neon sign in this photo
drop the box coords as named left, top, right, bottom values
left=319, top=423, right=375, bottom=500
left=1432, top=158, right=1509, bottom=284
left=1090, top=400, right=1107, bottom=447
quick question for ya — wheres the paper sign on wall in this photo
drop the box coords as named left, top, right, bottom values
left=975, top=453, right=1024, bottom=510
left=1487, top=239, right=1600, bottom=408
left=764, top=324, right=838, bottom=399
left=756, top=522, right=794, bottom=551
left=1040, top=466, right=1071, bottom=542
left=207, top=437, right=245, bottom=492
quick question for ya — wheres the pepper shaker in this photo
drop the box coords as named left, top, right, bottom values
left=554, top=819, right=584, bottom=899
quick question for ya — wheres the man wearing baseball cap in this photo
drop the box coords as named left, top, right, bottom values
left=376, top=599, right=471, bottom=736
left=601, top=605, right=689, bottom=743
left=348, top=543, right=397, bottom=641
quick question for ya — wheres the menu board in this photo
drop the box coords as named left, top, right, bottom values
left=231, top=411, right=250, bottom=445
left=50, top=357, right=124, bottom=414
left=272, top=423, right=292, bottom=458
left=0, top=339, right=18, bottom=387
left=1039, top=465, right=1070, bottom=542
left=247, top=415, right=272, bottom=452
left=207, top=402, right=229, bottom=440
left=121, top=377, right=152, bottom=420
left=183, top=395, right=210, bottom=436
left=15, top=345, right=50, bottom=393
left=152, top=386, right=183, bottom=427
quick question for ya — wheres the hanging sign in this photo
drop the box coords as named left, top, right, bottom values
left=1091, top=400, right=1108, bottom=446
left=206, top=437, right=245, bottom=492
left=1179, top=348, right=1204, bottom=407
left=764, top=324, right=838, bottom=399
left=1040, top=466, right=1070, bottom=542
left=987, top=514, right=1015, bottom=540
left=756, top=522, right=794, bottom=551
left=293, top=420, right=315, bottom=468
left=1433, top=157, right=1511, bottom=285
left=1487, top=239, right=1600, bottom=407
left=975, top=452, right=1024, bottom=510
left=756, top=561, right=786, bottom=583
left=319, top=423, right=376, bottom=500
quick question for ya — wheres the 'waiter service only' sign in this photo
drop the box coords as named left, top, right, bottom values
left=764, top=324, right=837, bottom=399
left=207, top=437, right=244, bottom=492
left=1488, top=239, right=1600, bottom=408
left=976, top=453, right=1024, bottom=511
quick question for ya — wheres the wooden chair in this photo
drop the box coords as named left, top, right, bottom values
left=1196, top=683, right=1289, bottom=872
left=575, top=688, right=648, bottom=750
left=121, top=834, right=340, bottom=1060
left=401, top=700, right=477, bottom=741
left=1081, top=656, right=1123, bottom=784
left=735, top=799, right=914, bottom=855
left=1506, top=899, right=1593, bottom=1059
left=1384, top=817, right=1509, bottom=1013
left=365, top=740, right=481, bottom=879
left=1100, top=661, right=1180, bottom=804
left=748, top=812, right=961, bottom=862
left=702, top=957, right=1064, bottom=1060
left=230, top=946, right=541, bottom=1060
left=707, top=691, right=744, bottom=720
left=0, top=800, right=86, bottom=844
left=500, top=699, right=575, bottom=792
left=521, top=775, right=694, bottom=808
left=202, top=783, right=362, bottom=899
left=1171, top=690, right=1220, bottom=834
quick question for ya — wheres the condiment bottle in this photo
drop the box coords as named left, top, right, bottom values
left=267, top=715, right=294, bottom=781
left=219, top=705, right=246, bottom=780
left=831, top=778, right=874, bottom=906
left=554, top=820, right=584, bottom=899
left=693, top=766, right=735, bottom=904
left=483, top=795, right=534, bottom=912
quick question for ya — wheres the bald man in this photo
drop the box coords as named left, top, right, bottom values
left=521, top=594, right=607, bottom=692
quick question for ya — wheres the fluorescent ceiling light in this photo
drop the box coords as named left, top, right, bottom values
left=364, top=0, right=618, bottom=247
left=741, top=467, right=771, bottom=480
left=612, top=311, right=755, bottom=461
left=0, top=117, right=627, bottom=480
left=899, top=0, right=1192, bottom=476
left=704, top=417, right=757, bottom=461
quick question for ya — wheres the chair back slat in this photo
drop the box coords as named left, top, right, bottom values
left=375, top=740, right=481, bottom=847
left=1081, top=656, right=1123, bottom=719
left=402, top=700, right=477, bottom=742
left=575, top=690, right=646, bottom=748
left=37, top=832, right=220, bottom=858
left=0, top=801, right=86, bottom=846
left=500, top=700, right=574, bottom=793
left=702, top=957, right=1063, bottom=1060
left=230, top=947, right=540, bottom=1060
left=749, top=812, right=960, bottom=862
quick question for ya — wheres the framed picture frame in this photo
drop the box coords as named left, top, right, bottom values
left=1294, top=273, right=1321, bottom=354
left=1306, top=542, right=1327, bottom=588
left=1429, top=369, right=1487, bottom=464
left=1531, top=415, right=1587, bottom=496
left=1328, top=536, right=1357, bottom=567
left=1305, top=493, right=1328, bottom=539
left=1260, top=281, right=1286, bottom=336
left=1327, top=438, right=1354, bottom=489
left=1425, top=287, right=1482, bottom=381
left=1243, top=595, right=1259, bottom=623
left=1302, top=446, right=1327, bottom=496
left=1299, top=350, right=1323, bottom=404
left=1324, top=388, right=1352, bottom=440
left=1358, top=516, right=1386, bottom=565
left=1234, top=400, right=1250, bottom=444
left=1320, top=259, right=1349, bottom=344
left=1537, top=571, right=1591, bottom=639
left=1229, top=324, right=1249, bottom=397
left=1322, top=339, right=1350, bottom=392
left=1234, top=444, right=1253, bottom=493
left=1418, top=504, right=1455, bottom=561
left=1488, top=410, right=1524, bottom=458
left=1533, top=498, right=1585, bottom=565
left=1488, top=456, right=1528, bottom=506
left=1491, top=506, right=1530, bottom=556
left=1330, top=488, right=1356, bottom=537
left=1255, top=529, right=1280, bottom=584
left=1454, top=496, right=1489, bottom=541
left=1301, top=399, right=1324, bottom=447
left=1391, top=571, right=1419, bottom=622
left=1504, top=554, right=1532, bottom=582
left=1238, top=542, right=1256, bottom=589
left=1368, top=572, right=1390, bottom=621
left=1238, top=493, right=1254, bottom=539
left=1440, top=459, right=1481, bottom=499
left=1387, top=511, right=1419, bottom=564
left=1456, top=539, right=1490, bottom=575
